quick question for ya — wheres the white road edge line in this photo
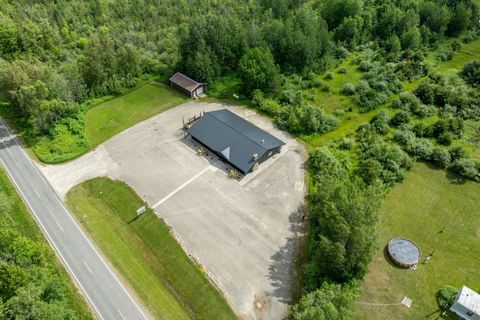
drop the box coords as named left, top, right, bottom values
left=152, top=165, right=214, bottom=209
left=0, top=119, right=150, bottom=320
left=0, top=156, right=107, bottom=320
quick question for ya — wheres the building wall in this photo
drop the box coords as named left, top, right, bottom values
left=257, top=146, right=282, bottom=165
left=451, top=302, right=480, bottom=320
left=171, top=82, right=193, bottom=97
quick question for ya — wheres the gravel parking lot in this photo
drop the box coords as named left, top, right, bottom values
left=39, top=101, right=306, bottom=320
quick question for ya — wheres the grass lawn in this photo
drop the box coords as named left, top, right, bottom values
left=427, top=39, right=480, bottom=75
left=66, top=178, right=237, bottom=320
left=0, top=167, right=94, bottom=319
left=353, top=162, right=480, bottom=320
left=304, top=56, right=363, bottom=114
left=86, top=83, right=187, bottom=147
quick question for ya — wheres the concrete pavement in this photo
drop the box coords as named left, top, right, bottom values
left=0, top=119, right=149, bottom=320
left=39, top=102, right=306, bottom=320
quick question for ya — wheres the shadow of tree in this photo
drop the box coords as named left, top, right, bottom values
left=267, top=203, right=307, bottom=304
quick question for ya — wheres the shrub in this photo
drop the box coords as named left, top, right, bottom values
left=300, top=80, right=313, bottom=89
left=437, top=286, right=458, bottom=310
left=437, top=49, right=454, bottom=62
left=360, top=139, right=413, bottom=185
left=410, top=139, right=433, bottom=160
left=462, top=60, right=480, bottom=87
left=437, top=132, right=454, bottom=146
left=451, top=40, right=462, bottom=52
left=303, top=91, right=315, bottom=101
left=276, top=102, right=338, bottom=135
left=432, top=117, right=464, bottom=138
left=338, top=138, right=353, bottom=150
left=305, top=72, right=316, bottom=81
left=449, top=159, right=480, bottom=181
left=449, top=146, right=468, bottom=161
left=313, top=79, right=323, bottom=88
left=333, top=108, right=345, bottom=116
left=341, top=83, right=355, bottom=96
left=355, top=81, right=388, bottom=112
left=413, top=104, right=435, bottom=118
left=431, top=147, right=451, bottom=168
left=252, top=90, right=282, bottom=115
left=324, top=72, right=334, bottom=80
left=390, top=111, right=411, bottom=127
left=368, top=80, right=388, bottom=93
left=308, top=147, right=348, bottom=188
left=394, top=130, right=433, bottom=160
left=290, top=282, right=358, bottom=320
left=337, top=67, right=347, bottom=74
left=279, top=90, right=302, bottom=105
left=357, top=158, right=383, bottom=185
left=334, top=46, right=349, bottom=59
left=370, top=110, right=390, bottom=135
left=412, top=122, right=433, bottom=138
left=393, top=129, right=415, bottom=146
left=321, top=84, right=331, bottom=92
left=358, top=61, right=373, bottom=72
left=391, top=99, right=403, bottom=109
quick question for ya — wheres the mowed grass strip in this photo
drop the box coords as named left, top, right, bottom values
left=66, top=178, right=237, bottom=320
left=353, top=162, right=480, bottom=320
left=430, top=38, right=480, bottom=74
left=0, top=167, right=94, bottom=319
left=85, top=83, right=187, bottom=146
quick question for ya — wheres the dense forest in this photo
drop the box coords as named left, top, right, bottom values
left=1, top=0, right=480, bottom=319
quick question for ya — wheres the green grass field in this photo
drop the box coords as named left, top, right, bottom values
left=66, top=178, right=237, bottom=320
left=0, top=167, right=94, bottom=319
left=86, top=83, right=187, bottom=146
left=353, top=162, right=480, bottom=320
left=429, top=39, right=480, bottom=75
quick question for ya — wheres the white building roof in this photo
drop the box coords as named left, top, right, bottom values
left=455, top=286, right=480, bottom=315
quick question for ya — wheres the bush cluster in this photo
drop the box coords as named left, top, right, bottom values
left=462, top=60, right=480, bottom=87
left=276, top=102, right=338, bottom=135
left=354, top=81, right=388, bottom=112
left=356, top=125, right=413, bottom=185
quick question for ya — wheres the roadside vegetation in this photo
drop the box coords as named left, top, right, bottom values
left=0, top=168, right=93, bottom=319
left=66, top=178, right=236, bottom=320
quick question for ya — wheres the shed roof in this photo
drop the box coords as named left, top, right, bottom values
left=187, top=109, right=285, bottom=173
left=169, top=72, right=203, bottom=92
left=454, top=286, right=480, bottom=315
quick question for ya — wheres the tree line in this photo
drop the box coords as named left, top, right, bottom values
left=0, top=0, right=479, bottom=319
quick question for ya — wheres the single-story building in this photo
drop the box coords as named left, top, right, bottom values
left=169, top=72, right=207, bottom=98
left=187, top=109, right=285, bottom=174
left=450, top=286, right=480, bottom=320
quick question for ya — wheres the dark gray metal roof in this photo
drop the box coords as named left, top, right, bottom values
left=187, top=109, right=285, bottom=173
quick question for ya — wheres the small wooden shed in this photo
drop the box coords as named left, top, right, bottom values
left=169, top=72, right=207, bottom=98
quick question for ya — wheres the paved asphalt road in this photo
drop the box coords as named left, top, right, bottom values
left=0, top=119, right=150, bottom=320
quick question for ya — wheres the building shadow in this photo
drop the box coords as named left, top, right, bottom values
left=267, top=204, right=307, bottom=304
left=180, top=133, right=246, bottom=179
